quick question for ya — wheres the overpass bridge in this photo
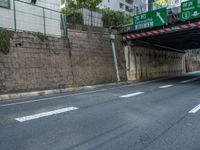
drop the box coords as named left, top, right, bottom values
left=121, top=19, right=200, bottom=52
left=118, top=3, right=200, bottom=80
left=120, top=0, right=200, bottom=52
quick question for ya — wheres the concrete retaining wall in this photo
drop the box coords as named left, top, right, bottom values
left=185, top=49, right=200, bottom=72
left=124, top=43, right=186, bottom=80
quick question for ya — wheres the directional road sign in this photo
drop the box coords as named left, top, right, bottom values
left=181, top=0, right=200, bottom=21
left=133, top=8, right=167, bottom=30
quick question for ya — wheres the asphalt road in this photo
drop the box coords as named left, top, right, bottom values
left=1, top=72, right=200, bottom=150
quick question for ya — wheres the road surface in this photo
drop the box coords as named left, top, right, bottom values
left=0, top=72, right=200, bottom=150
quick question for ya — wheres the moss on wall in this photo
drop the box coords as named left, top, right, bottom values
left=0, top=29, right=13, bottom=54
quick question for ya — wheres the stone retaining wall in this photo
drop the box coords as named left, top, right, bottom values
left=0, top=29, right=120, bottom=93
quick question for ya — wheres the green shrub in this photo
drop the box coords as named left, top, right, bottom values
left=67, top=11, right=84, bottom=25
left=123, top=15, right=132, bottom=25
left=62, top=6, right=84, bottom=25
left=102, top=9, right=132, bottom=28
left=0, top=29, right=13, bottom=54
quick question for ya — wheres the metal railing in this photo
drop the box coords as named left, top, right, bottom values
left=66, top=7, right=133, bottom=30
left=0, top=0, right=67, bottom=37
left=67, top=7, right=105, bottom=30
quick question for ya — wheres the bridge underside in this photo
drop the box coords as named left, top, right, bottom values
left=122, top=20, right=200, bottom=52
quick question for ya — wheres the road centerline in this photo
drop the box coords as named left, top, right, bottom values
left=159, top=85, right=173, bottom=89
left=15, top=107, right=79, bottom=122
left=189, top=104, right=200, bottom=114
left=120, top=92, right=144, bottom=98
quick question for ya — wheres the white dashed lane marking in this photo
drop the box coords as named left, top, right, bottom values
left=189, top=104, right=200, bottom=114
left=120, top=92, right=144, bottom=98
left=159, top=85, right=173, bottom=89
left=15, top=107, right=79, bottom=122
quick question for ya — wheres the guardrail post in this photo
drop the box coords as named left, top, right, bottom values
left=65, top=14, right=68, bottom=37
left=43, top=8, right=46, bottom=35
left=62, top=14, right=68, bottom=37
left=13, top=0, right=17, bottom=31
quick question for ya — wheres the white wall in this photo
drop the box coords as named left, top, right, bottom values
left=0, top=0, right=62, bottom=36
left=99, top=0, right=133, bottom=15
left=132, top=0, right=148, bottom=15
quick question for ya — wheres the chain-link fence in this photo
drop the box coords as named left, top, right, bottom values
left=66, top=7, right=133, bottom=30
left=67, top=7, right=103, bottom=30
left=0, top=0, right=67, bottom=37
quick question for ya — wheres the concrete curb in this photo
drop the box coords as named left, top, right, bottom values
left=0, top=81, right=133, bottom=101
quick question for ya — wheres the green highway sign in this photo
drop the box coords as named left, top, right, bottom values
left=181, top=0, right=200, bottom=21
left=133, top=8, right=167, bottom=30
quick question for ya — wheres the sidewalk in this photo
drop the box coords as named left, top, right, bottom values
left=0, top=81, right=134, bottom=101
left=0, top=74, right=185, bottom=101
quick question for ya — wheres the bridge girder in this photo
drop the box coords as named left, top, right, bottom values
left=122, top=20, right=200, bottom=51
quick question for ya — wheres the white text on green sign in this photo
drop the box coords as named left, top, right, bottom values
left=181, top=0, right=200, bottom=21
left=133, top=8, right=167, bottom=30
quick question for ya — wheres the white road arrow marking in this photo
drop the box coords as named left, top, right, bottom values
left=156, top=12, right=165, bottom=24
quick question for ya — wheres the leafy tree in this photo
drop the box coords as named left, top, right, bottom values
left=62, top=0, right=102, bottom=10
left=85, top=0, right=102, bottom=10
left=102, top=9, right=132, bottom=27
left=61, top=0, right=132, bottom=27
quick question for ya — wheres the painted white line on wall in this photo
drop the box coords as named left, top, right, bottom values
left=180, top=77, right=200, bottom=84
left=15, top=107, right=79, bottom=122
left=189, top=104, right=200, bottom=114
left=159, top=85, right=173, bottom=89
left=120, top=92, right=144, bottom=98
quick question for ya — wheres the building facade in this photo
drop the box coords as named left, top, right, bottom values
left=132, top=0, right=149, bottom=15
left=0, top=0, right=61, bottom=36
left=98, top=0, right=150, bottom=16
left=98, top=0, right=134, bottom=15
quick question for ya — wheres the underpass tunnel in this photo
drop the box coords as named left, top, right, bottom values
left=121, top=26, right=200, bottom=81
left=123, top=42, right=186, bottom=81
